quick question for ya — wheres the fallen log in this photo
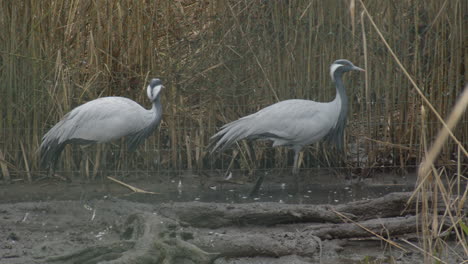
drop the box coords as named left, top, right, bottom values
left=158, top=202, right=353, bottom=228
left=336, top=192, right=467, bottom=220
left=192, top=229, right=320, bottom=258
left=304, top=215, right=419, bottom=240
left=160, top=192, right=465, bottom=228
left=335, top=192, right=415, bottom=220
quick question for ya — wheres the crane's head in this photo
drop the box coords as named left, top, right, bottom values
left=330, top=59, right=365, bottom=81
left=147, top=78, right=164, bottom=101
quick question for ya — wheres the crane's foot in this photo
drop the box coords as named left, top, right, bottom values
left=52, top=173, right=72, bottom=182
left=45, top=167, right=72, bottom=183
left=249, top=173, right=265, bottom=197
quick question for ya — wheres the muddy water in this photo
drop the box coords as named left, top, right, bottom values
left=123, top=170, right=416, bottom=205
left=0, top=171, right=419, bottom=264
left=0, top=170, right=416, bottom=205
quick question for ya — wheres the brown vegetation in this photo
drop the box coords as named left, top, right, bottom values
left=0, top=0, right=465, bottom=178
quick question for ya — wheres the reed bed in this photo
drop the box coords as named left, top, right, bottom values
left=1, top=0, right=465, bottom=178
left=0, top=0, right=466, bottom=262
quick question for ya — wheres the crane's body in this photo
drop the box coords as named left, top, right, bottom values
left=213, top=98, right=342, bottom=152
left=210, top=59, right=364, bottom=174
left=43, top=97, right=160, bottom=143
left=40, top=78, right=164, bottom=171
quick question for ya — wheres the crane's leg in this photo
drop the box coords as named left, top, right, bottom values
left=246, top=141, right=257, bottom=176
left=50, top=156, right=59, bottom=178
left=224, top=149, right=239, bottom=178
left=247, top=141, right=263, bottom=197
left=92, top=144, right=102, bottom=180
left=292, top=149, right=300, bottom=175
left=47, top=166, right=55, bottom=179
left=248, top=173, right=264, bottom=197
left=292, top=149, right=304, bottom=196
left=49, top=158, right=71, bottom=182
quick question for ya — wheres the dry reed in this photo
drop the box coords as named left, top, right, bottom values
left=0, top=0, right=466, bottom=262
left=0, top=1, right=465, bottom=176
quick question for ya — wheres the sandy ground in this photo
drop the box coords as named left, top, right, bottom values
left=0, top=171, right=451, bottom=263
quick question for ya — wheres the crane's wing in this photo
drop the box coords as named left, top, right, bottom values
left=39, top=97, right=149, bottom=168
left=209, top=99, right=339, bottom=152
left=58, top=97, right=148, bottom=142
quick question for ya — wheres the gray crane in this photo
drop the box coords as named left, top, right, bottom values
left=209, top=59, right=364, bottom=174
left=40, top=78, right=164, bottom=174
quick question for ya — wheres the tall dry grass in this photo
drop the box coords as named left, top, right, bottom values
left=357, top=0, right=467, bottom=261
left=0, top=0, right=466, bottom=177
left=408, top=86, right=468, bottom=263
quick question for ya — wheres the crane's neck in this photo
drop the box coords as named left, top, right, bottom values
left=333, top=73, right=348, bottom=112
left=141, top=95, right=162, bottom=132
left=151, top=96, right=162, bottom=113
left=150, top=96, right=163, bottom=124
left=125, top=93, right=163, bottom=152
left=328, top=72, right=349, bottom=151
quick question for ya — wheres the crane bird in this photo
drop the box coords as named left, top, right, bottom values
left=209, top=59, right=364, bottom=174
left=40, top=78, right=164, bottom=175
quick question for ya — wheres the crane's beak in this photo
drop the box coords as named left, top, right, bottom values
left=353, top=66, right=365, bottom=72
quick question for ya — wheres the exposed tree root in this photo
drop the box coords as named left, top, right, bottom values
left=47, top=192, right=463, bottom=263
left=47, top=241, right=135, bottom=264
left=48, top=213, right=218, bottom=264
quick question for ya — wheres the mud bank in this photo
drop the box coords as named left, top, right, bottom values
left=0, top=194, right=462, bottom=263
left=0, top=173, right=464, bottom=263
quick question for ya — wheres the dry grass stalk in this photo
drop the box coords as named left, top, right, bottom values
left=418, top=86, right=468, bottom=181
left=107, top=176, right=158, bottom=194
left=401, top=238, right=448, bottom=264
left=19, top=141, right=32, bottom=183
left=411, top=86, right=468, bottom=261
left=0, top=149, right=11, bottom=183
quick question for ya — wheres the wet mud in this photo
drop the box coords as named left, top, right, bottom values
left=0, top=171, right=462, bottom=263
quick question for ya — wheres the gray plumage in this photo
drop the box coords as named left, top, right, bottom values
left=209, top=59, right=364, bottom=174
left=40, top=78, right=164, bottom=169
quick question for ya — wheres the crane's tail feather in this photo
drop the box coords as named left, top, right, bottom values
left=208, top=117, right=255, bottom=153
left=40, top=136, right=95, bottom=169
left=39, top=113, right=74, bottom=169
left=39, top=114, right=93, bottom=169
left=39, top=138, right=65, bottom=169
